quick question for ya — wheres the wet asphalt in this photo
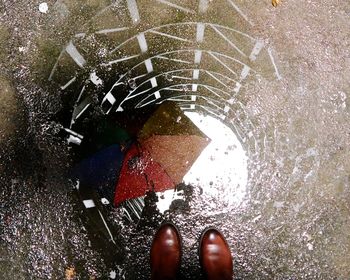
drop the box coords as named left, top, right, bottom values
left=1, top=0, right=350, bottom=279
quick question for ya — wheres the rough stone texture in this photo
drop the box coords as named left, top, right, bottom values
left=0, top=76, right=17, bottom=143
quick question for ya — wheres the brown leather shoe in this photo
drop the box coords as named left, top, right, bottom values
left=150, top=223, right=181, bottom=280
left=199, top=228, right=233, bottom=280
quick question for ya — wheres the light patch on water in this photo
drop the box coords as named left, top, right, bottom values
left=183, top=112, right=248, bottom=207
left=101, top=198, right=110, bottom=205
left=83, top=199, right=95, bottom=208
left=90, top=71, right=103, bottom=86
left=267, top=47, right=282, bottom=80
left=156, top=189, right=184, bottom=214
left=154, top=112, right=248, bottom=213
left=65, top=41, right=86, bottom=68
left=249, top=39, right=265, bottom=61
left=307, top=243, right=314, bottom=251
left=39, top=3, right=49, bottom=14
left=126, top=0, right=140, bottom=23
left=109, top=270, right=116, bottom=279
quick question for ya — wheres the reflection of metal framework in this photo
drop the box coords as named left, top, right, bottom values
left=48, top=0, right=281, bottom=148
left=46, top=0, right=285, bottom=230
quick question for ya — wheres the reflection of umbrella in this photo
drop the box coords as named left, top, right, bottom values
left=113, top=102, right=210, bottom=206
left=113, top=143, right=175, bottom=205
left=140, top=135, right=209, bottom=185
left=72, top=102, right=210, bottom=220
left=138, top=102, right=210, bottom=185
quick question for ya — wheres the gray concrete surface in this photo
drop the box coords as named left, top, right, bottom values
left=0, top=0, right=350, bottom=279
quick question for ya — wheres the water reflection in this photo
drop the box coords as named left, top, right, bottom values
left=146, top=110, right=248, bottom=214
left=183, top=112, right=248, bottom=206
left=2, top=0, right=349, bottom=279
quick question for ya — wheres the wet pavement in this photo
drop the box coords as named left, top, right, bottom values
left=1, top=0, right=350, bottom=279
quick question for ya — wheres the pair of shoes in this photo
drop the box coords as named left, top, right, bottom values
left=150, top=223, right=233, bottom=280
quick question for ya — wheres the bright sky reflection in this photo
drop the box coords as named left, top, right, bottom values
left=156, top=112, right=248, bottom=213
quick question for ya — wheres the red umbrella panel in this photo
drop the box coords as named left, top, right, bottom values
left=137, top=102, right=211, bottom=186
left=139, top=135, right=210, bottom=185
left=114, top=102, right=211, bottom=209
left=114, top=143, right=175, bottom=206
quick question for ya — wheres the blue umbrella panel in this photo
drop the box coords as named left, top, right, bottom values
left=71, top=144, right=125, bottom=203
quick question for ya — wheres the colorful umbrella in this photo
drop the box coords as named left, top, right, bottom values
left=113, top=102, right=210, bottom=206
left=138, top=102, right=210, bottom=185
left=113, top=142, right=175, bottom=206
left=72, top=102, right=210, bottom=221
left=140, top=135, right=209, bottom=185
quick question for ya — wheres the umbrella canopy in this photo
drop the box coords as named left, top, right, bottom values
left=113, top=102, right=210, bottom=206
left=140, top=135, right=209, bottom=184
left=138, top=102, right=209, bottom=139
left=138, top=102, right=210, bottom=185
left=72, top=102, right=210, bottom=216
left=114, top=143, right=175, bottom=206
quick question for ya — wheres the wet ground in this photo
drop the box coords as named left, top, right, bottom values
left=1, top=0, right=350, bottom=279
